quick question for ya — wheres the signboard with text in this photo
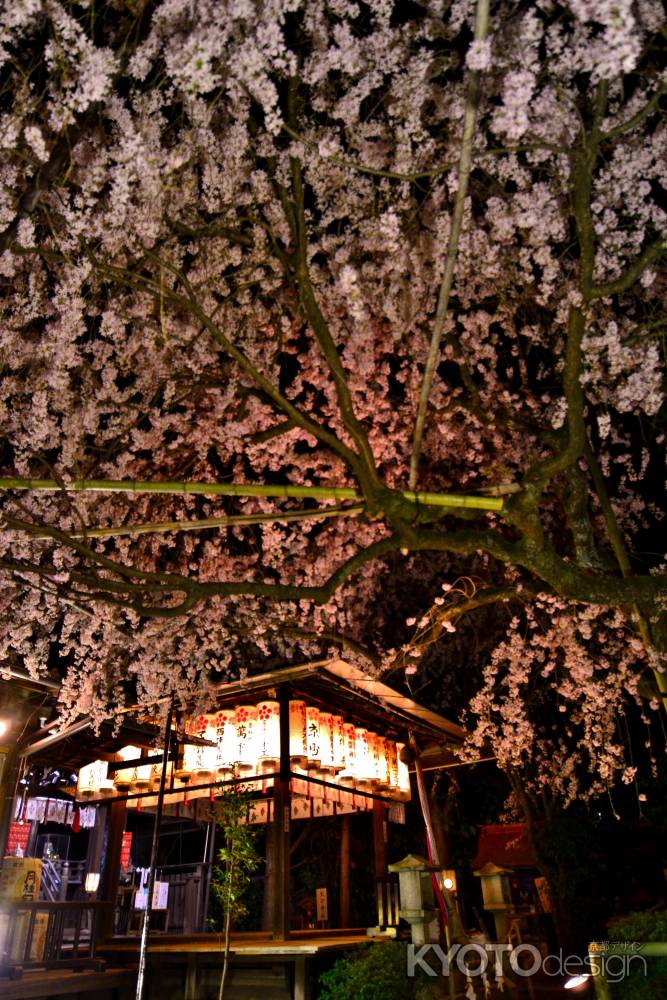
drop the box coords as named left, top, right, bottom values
left=6, top=821, right=30, bottom=857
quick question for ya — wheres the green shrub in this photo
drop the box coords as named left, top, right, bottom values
left=317, top=942, right=421, bottom=1000
left=606, top=910, right=667, bottom=1000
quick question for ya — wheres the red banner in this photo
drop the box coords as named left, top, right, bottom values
left=120, top=831, right=132, bottom=870
left=6, top=821, right=30, bottom=856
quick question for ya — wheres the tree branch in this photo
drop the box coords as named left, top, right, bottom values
left=288, top=150, right=384, bottom=505
left=409, top=0, right=490, bottom=490
left=590, top=236, right=666, bottom=299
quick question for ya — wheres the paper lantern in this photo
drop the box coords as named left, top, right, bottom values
left=78, top=759, right=108, bottom=798
left=84, top=872, right=100, bottom=893
left=113, top=746, right=142, bottom=790
left=319, top=713, right=334, bottom=769
left=130, top=752, right=153, bottom=790
left=214, top=709, right=237, bottom=775
left=257, top=700, right=280, bottom=770
left=149, top=750, right=173, bottom=790
left=182, top=715, right=216, bottom=778
left=372, top=735, right=389, bottom=788
left=235, top=704, right=258, bottom=768
left=396, top=742, right=411, bottom=801
left=306, top=706, right=321, bottom=767
left=336, top=723, right=357, bottom=789
left=289, top=700, right=307, bottom=764
left=386, top=740, right=399, bottom=791
left=199, top=714, right=219, bottom=775
left=354, top=728, right=374, bottom=783
left=331, top=715, right=346, bottom=770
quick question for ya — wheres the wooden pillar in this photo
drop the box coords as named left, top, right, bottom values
left=98, top=797, right=127, bottom=941
left=372, top=799, right=388, bottom=877
left=86, top=803, right=107, bottom=886
left=339, top=814, right=350, bottom=928
left=261, top=827, right=275, bottom=931
left=272, top=686, right=291, bottom=941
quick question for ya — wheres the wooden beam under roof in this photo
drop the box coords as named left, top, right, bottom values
left=211, top=657, right=467, bottom=744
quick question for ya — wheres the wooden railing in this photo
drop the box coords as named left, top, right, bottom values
left=114, top=862, right=211, bottom=936
left=40, top=859, right=88, bottom=902
left=0, top=900, right=110, bottom=980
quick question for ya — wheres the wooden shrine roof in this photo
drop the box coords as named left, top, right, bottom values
left=210, top=658, right=467, bottom=744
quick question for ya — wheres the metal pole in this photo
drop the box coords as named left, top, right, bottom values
left=135, top=699, right=174, bottom=1000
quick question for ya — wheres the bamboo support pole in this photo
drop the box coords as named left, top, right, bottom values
left=0, top=477, right=504, bottom=512
left=135, top=701, right=174, bottom=1000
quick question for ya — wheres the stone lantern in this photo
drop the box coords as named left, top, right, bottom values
left=473, top=861, right=513, bottom=940
left=388, top=854, right=441, bottom=946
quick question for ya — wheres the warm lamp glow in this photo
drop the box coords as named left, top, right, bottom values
left=84, top=872, right=100, bottom=893
left=77, top=759, right=108, bottom=797
left=354, top=728, right=374, bottom=783
left=289, top=701, right=307, bottom=763
left=182, top=715, right=217, bottom=776
left=235, top=704, right=258, bottom=767
left=114, top=746, right=142, bottom=789
left=386, top=740, right=399, bottom=790
left=319, top=712, right=334, bottom=769
left=564, top=975, right=590, bottom=991
left=0, top=720, right=8, bottom=739
left=396, top=742, right=411, bottom=800
left=257, top=701, right=280, bottom=769
left=331, top=715, right=346, bottom=769
left=442, top=869, right=457, bottom=892
left=214, top=709, right=237, bottom=774
left=131, top=754, right=153, bottom=789
left=306, top=706, right=321, bottom=767
left=118, top=700, right=411, bottom=807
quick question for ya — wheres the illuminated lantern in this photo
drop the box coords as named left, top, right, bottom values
left=199, top=714, right=219, bottom=775
left=319, top=713, right=334, bottom=769
left=257, top=701, right=280, bottom=771
left=235, top=704, right=258, bottom=768
left=149, top=750, right=173, bottom=790
left=306, top=706, right=321, bottom=767
left=372, top=736, right=389, bottom=789
left=214, top=709, right=237, bottom=775
left=396, top=742, right=411, bottom=801
left=99, top=778, right=116, bottom=797
left=331, top=715, right=346, bottom=770
left=77, top=759, right=108, bottom=798
left=289, top=701, right=307, bottom=765
left=113, top=746, right=142, bottom=790
left=386, top=741, right=399, bottom=791
left=337, top=723, right=358, bottom=790
left=354, top=728, right=374, bottom=784
left=182, top=715, right=217, bottom=778
left=130, top=753, right=153, bottom=791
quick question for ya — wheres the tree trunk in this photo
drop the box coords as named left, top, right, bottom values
left=218, top=850, right=235, bottom=1000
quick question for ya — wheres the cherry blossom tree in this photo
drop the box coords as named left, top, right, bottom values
left=0, top=0, right=665, bottom=813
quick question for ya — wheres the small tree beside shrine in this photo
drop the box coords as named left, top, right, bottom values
left=209, top=781, right=261, bottom=1000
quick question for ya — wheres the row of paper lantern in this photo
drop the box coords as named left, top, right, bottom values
left=77, top=700, right=412, bottom=800
left=179, top=700, right=411, bottom=795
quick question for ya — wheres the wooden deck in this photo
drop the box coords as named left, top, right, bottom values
left=102, top=927, right=376, bottom=956
left=0, top=965, right=136, bottom=999
left=101, top=930, right=383, bottom=1000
